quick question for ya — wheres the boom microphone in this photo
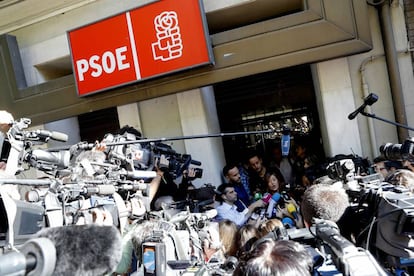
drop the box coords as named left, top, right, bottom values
left=347, top=93, right=378, bottom=120
left=35, top=224, right=122, bottom=276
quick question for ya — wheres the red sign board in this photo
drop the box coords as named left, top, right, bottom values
left=68, top=0, right=214, bottom=96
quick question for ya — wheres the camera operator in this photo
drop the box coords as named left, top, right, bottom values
left=301, top=184, right=349, bottom=228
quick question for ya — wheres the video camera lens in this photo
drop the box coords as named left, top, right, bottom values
left=380, top=138, right=414, bottom=161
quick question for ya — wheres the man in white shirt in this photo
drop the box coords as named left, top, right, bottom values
left=215, top=183, right=265, bottom=227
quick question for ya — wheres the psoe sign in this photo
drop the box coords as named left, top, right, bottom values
left=68, top=0, right=214, bottom=96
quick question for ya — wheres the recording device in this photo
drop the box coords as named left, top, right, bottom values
left=380, top=137, right=414, bottom=162
left=0, top=224, right=122, bottom=276
left=314, top=219, right=387, bottom=276
left=0, top=188, right=45, bottom=249
left=192, top=168, right=203, bottom=179
left=281, top=126, right=291, bottom=157
left=347, top=93, right=378, bottom=120
left=359, top=190, right=414, bottom=273
left=29, top=129, right=68, bottom=143
left=142, top=239, right=166, bottom=275
left=266, top=192, right=281, bottom=218
left=154, top=149, right=202, bottom=179
left=286, top=202, right=298, bottom=220
left=0, top=238, right=56, bottom=276
left=326, top=159, right=355, bottom=182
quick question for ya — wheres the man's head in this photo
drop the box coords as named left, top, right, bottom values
left=217, top=183, right=238, bottom=204
left=223, top=164, right=241, bottom=184
left=373, top=156, right=388, bottom=179
left=301, top=184, right=349, bottom=227
left=385, top=169, right=414, bottom=193
left=234, top=239, right=312, bottom=276
left=0, top=110, right=14, bottom=134
left=248, top=153, right=264, bottom=174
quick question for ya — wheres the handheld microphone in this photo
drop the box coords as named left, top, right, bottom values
left=266, top=192, right=281, bottom=218
left=35, top=224, right=122, bottom=275
left=261, top=193, right=272, bottom=204
left=281, top=126, right=291, bottom=156
left=282, top=217, right=295, bottom=229
left=286, top=202, right=298, bottom=220
left=347, top=93, right=378, bottom=120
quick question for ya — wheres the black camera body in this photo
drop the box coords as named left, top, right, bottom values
left=380, top=137, right=414, bottom=161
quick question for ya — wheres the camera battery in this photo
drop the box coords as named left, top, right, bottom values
left=142, top=241, right=166, bottom=275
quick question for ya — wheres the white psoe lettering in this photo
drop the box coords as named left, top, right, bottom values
left=76, top=46, right=130, bottom=81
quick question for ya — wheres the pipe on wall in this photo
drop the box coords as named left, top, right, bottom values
left=375, top=0, right=409, bottom=142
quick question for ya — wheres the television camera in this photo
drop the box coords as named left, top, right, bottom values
left=322, top=153, right=414, bottom=274
left=261, top=218, right=387, bottom=276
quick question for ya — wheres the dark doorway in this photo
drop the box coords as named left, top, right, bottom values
left=78, top=107, right=119, bottom=143
left=214, top=64, right=324, bottom=164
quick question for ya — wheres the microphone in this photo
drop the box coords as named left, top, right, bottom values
left=0, top=238, right=56, bottom=276
left=266, top=193, right=281, bottom=218
left=282, top=217, right=295, bottom=229
left=34, top=129, right=68, bottom=142
left=281, top=126, right=291, bottom=157
left=126, top=170, right=157, bottom=179
left=190, top=159, right=202, bottom=166
left=196, top=208, right=218, bottom=221
left=286, top=202, right=298, bottom=220
left=261, top=192, right=272, bottom=204
left=347, top=93, right=378, bottom=120
left=36, top=224, right=122, bottom=275
left=29, top=149, right=70, bottom=169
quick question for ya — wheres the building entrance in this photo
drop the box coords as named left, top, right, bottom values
left=214, top=64, right=324, bottom=165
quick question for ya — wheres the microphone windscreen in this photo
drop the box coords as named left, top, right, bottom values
left=50, top=131, right=68, bottom=142
left=271, top=192, right=281, bottom=202
left=262, top=193, right=272, bottom=204
left=205, top=209, right=218, bottom=219
left=36, top=224, right=122, bottom=276
left=286, top=203, right=296, bottom=213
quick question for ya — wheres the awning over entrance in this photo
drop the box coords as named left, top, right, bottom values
left=0, top=0, right=371, bottom=125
